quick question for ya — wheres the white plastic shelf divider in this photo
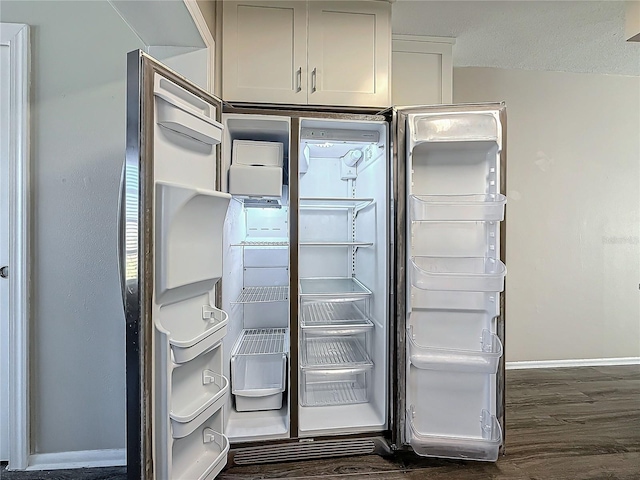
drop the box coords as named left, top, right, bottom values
left=406, top=407, right=502, bottom=461
left=232, top=286, right=288, bottom=304
left=407, top=328, right=503, bottom=374
left=301, top=337, right=373, bottom=369
left=299, top=197, right=373, bottom=214
left=410, top=194, right=506, bottom=222
left=410, top=257, right=506, bottom=292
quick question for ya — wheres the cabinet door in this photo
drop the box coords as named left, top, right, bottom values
left=222, top=1, right=307, bottom=104
left=307, top=1, right=391, bottom=107
left=392, top=35, right=453, bottom=105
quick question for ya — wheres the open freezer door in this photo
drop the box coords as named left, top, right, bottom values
left=121, top=51, right=231, bottom=480
left=394, top=104, right=506, bottom=461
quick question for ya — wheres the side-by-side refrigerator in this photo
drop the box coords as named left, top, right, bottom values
left=120, top=51, right=507, bottom=480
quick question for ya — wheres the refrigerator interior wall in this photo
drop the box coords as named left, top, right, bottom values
left=298, top=118, right=388, bottom=436
left=221, top=114, right=291, bottom=443
left=150, top=74, right=230, bottom=479
left=405, top=110, right=505, bottom=461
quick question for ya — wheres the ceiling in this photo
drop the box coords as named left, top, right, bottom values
left=392, top=0, right=640, bottom=76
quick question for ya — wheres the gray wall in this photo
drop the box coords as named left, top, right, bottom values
left=0, top=1, right=145, bottom=453
left=454, top=67, right=640, bottom=362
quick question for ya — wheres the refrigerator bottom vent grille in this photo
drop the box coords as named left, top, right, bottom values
left=231, top=439, right=377, bottom=465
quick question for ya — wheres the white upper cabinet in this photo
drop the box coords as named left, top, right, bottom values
left=307, top=1, right=391, bottom=107
left=392, top=35, right=454, bottom=106
left=222, top=1, right=308, bottom=104
left=222, top=1, right=391, bottom=107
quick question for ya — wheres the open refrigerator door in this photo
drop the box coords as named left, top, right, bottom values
left=396, top=104, right=507, bottom=461
left=121, top=51, right=230, bottom=480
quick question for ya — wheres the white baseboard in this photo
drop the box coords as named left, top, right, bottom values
left=506, top=357, right=640, bottom=370
left=26, top=448, right=126, bottom=471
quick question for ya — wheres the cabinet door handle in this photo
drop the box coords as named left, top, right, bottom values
left=296, top=67, right=302, bottom=93
left=311, top=67, right=317, bottom=93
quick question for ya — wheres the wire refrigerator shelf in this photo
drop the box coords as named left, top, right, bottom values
left=232, top=285, right=289, bottom=304
left=234, top=328, right=288, bottom=356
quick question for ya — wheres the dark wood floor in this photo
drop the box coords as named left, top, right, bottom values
left=2, top=365, right=639, bottom=479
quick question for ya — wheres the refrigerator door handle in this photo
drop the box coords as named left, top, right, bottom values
left=296, top=67, right=302, bottom=93
left=311, top=67, right=317, bottom=93
left=117, top=161, right=127, bottom=311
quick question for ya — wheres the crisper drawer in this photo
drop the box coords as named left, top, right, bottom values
left=301, top=367, right=371, bottom=407
left=230, top=328, right=288, bottom=412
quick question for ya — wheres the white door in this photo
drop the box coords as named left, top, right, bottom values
left=0, top=30, right=11, bottom=463
left=222, top=0, right=307, bottom=104
left=307, top=1, right=391, bottom=107
left=122, top=51, right=231, bottom=480
left=397, top=104, right=506, bottom=462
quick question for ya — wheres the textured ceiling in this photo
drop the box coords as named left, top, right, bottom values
left=392, top=0, right=640, bottom=76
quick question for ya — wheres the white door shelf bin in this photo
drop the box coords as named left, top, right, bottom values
left=170, top=373, right=228, bottom=439
left=410, top=112, right=500, bottom=144
left=158, top=303, right=229, bottom=365
left=406, top=408, right=502, bottom=462
left=170, top=344, right=228, bottom=439
left=155, top=182, right=231, bottom=304
left=301, top=367, right=369, bottom=407
left=231, top=328, right=288, bottom=412
left=155, top=93, right=223, bottom=146
left=171, top=410, right=229, bottom=480
left=301, top=301, right=373, bottom=336
left=410, top=194, right=506, bottom=222
left=407, top=328, right=502, bottom=374
left=410, top=257, right=506, bottom=292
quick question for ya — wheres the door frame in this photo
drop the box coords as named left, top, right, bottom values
left=1, top=22, right=31, bottom=470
